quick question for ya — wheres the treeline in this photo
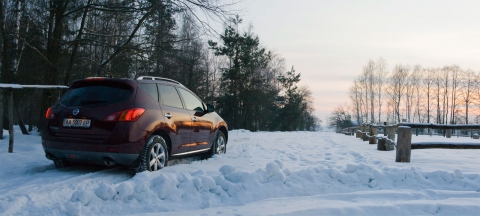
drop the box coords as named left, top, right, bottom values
left=0, top=0, right=318, bottom=132
left=330, top=58, right=480, bottom=129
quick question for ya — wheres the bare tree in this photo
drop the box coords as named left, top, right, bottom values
left=375, top=57, right=388, bottom=123
left=411, top=65, right=423, bottom=122
left=459, top=70, right=475, bottom=124
left=405, top=68, right=415, bottom=122
left=387, top=64, right=409, bottom=123
left=423, top=68, right=436, bottom=123
left=366, top=60, right=375, bottom=124
left=349, top=79, right=363, bottom=125
left=440, top=67, right=450, bottom=124
left=431, top=68, right=443, bottom=124
left=328, top=103, right=353, bottom=132
left=448, top=65, right=461, bottom=124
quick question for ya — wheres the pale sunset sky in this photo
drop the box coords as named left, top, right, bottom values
left=231, top=0, right=480, bottom=124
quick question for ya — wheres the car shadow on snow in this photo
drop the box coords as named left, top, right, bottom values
left=49, top=162, right=137, bottom=178
left=43, top=154, right=208, bottom=176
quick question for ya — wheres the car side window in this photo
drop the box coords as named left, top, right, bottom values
left=177, top=88, right=204, bottom=112
left=138, top=84, right=159, bottom=102
left=157, top=84, right=184, bottom=109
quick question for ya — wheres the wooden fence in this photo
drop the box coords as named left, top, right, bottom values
left=0, top=84, right=68, bottom=153
left=354, top=123, right=480, bottom=163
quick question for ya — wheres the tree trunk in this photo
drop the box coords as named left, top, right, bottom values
left=13, top=98, right=28, bottom=135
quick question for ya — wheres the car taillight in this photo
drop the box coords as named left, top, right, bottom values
left=45, top=107, right=55, bottom=119
left=104, top=108, right=145, bottom=122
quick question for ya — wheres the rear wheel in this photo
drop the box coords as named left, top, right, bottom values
left=209, top=130, right=226, bottom=157
left=137, top=135, right=169, bottom=172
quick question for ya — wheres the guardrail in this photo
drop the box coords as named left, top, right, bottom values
left=354, top=123, right=480, bottom=163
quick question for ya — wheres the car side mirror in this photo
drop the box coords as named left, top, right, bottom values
left=206, top=104, right=215, bottom=113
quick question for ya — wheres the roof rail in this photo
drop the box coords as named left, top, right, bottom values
left=135, top=76, right=182, bottom=85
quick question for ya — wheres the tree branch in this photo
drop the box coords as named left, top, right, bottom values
left=96, top=7, right=154, bottom=74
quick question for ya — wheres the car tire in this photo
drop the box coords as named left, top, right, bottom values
left=136, top=135, right=169, bottom=172
left=208, top=130, right=227, bottom=157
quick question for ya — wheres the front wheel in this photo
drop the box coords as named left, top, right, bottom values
left=137, top=135, right=169, bottom=172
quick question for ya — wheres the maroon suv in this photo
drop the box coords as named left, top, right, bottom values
left=41, top=76, right=228, bottom=172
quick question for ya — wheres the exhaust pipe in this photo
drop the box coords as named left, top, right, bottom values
left=104, top=158, right=117, bottom=166
left=45, top=153, right=55, bottom=160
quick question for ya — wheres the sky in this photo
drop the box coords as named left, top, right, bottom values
left=231, top=0, right=480, bottom=124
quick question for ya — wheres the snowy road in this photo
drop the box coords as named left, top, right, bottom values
left=1, top=129, right=480, bottom=215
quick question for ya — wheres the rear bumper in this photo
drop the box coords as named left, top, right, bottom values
left=43, top=147, right=139, bottom=167
left=41, top=138, right=145, bottom=167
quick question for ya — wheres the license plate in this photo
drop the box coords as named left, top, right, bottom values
left=63, top=118, right=91, bottom=128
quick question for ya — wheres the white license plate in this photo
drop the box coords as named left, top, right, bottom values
left=63, top=118, right=91, bottom=128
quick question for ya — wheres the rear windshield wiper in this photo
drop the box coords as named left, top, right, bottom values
left=80, top=100, right=107, bottom=105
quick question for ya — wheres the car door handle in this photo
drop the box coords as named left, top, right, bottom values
left=164, top=113, right=173, bottom=119
left=192, top=117, right=197, bottom=122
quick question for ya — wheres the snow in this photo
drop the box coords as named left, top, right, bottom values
left=1, top=128, right=480, bottom=215
left=0, top=84, right=68, bottom=89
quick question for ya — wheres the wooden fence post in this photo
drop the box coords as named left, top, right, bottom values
left=377, top=137, right=386, bottom=151
left=395, top=126, right=412, bottom=162
left=387, top=126, right=395, bottom=141
left=8, top=89, right=13, bottom=153
left=369, top=126, right=377, bottom=144
left=362, top=125, right=370, bottom=141
left=383, top=122, right=387, bottom=136
left=359, top=124, right=366, bottom=140
left=446, top=129, right=451, bottom=138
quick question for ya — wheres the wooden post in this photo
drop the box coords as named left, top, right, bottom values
left=362, top=132, right=369, bottom=141
left=446, top=129, right=451, bottom=138
left=369, top=127, right=377, bottom=144
left=387, top=126, right=395, bottom=141
left=377, top=137, right=386, bottom=151
left=383, top=122, right=387, bottom=136
left=0, top=88, right=3, bottom=140
left=395, top=126, right=412, bottom=162
left=8, top=89, right=14, bottom=153
left=360, top=124, right=366, bottom=140
left=385, top=139, right=394, bottom=151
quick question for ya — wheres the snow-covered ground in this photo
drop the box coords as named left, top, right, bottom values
left=1, top=128, right=480, bottom=215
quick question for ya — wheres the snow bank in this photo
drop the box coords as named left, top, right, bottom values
left=61, top=162, right=480, bottom=215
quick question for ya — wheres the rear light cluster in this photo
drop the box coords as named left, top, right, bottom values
left=104, top=108, right=145, bottom=122
left=45, top=108, right=55, bottom=119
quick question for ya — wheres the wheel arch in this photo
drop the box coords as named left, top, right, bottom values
left=151, top=130, right=172, bottom=156
left=218, top=126, right=228, bottom=143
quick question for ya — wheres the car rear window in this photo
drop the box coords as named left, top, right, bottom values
left=60, top=82, right=133, bottom=107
